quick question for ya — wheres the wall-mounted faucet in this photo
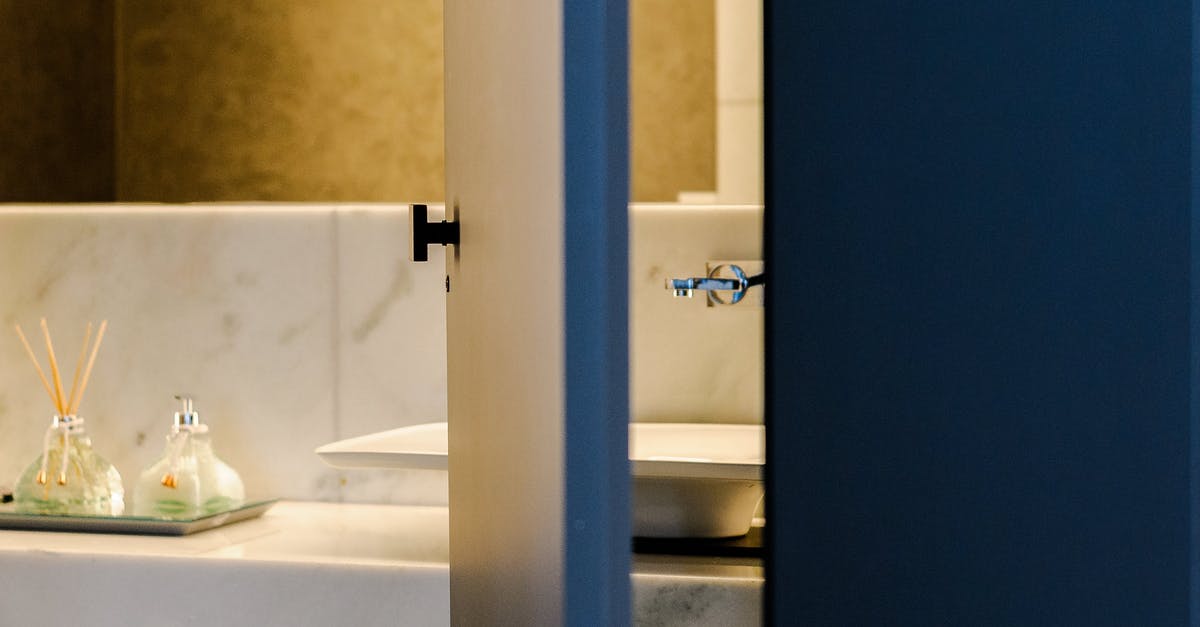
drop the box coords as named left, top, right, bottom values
left=666, top=263, right=765, bottom=305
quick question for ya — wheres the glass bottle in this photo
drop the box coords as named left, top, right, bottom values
left=134, top=396, right=244, bottom=519
left=13, top=414, right=125, bottom=516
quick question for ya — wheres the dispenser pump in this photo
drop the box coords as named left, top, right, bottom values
left=134, top=394, right=245, bottom=518
left=173, top=395, right=205, bottom=429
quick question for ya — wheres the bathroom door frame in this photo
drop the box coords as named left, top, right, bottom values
left=442, top=1, right=629, bottom=625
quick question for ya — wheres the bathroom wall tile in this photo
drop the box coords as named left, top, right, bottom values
left=0, top=203, right=757, bottom=506
left=631, top=204, right=764, bottom=425
left=334, top=206, right=449, bottom=505
left=633, top=571, right=762, bottom=626
left=0, top=206, right=340, bottom=502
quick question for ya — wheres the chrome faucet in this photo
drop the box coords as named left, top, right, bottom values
left=666, top=263, right=765, bottom=305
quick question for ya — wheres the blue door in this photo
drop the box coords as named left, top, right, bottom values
left=766, top=3, right=1199, bottom=624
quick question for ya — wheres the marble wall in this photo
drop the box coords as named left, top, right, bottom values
left=0, top=202, right=761, bottom=504
left=0, top=205, right=447, bottom=504
left=630, top=204, right=763, bottom=424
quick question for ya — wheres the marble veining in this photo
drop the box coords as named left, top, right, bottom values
left=0, top=202, right=760, bottom=505
left=632, top=576, right=762, bottom=627
left=0, top=205, right=446, bottom=505
left=334, top=206, right=448, bottom=504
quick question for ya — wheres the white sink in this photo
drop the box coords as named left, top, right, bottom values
left=317, top=422, right=765, bottom=538
left=629, top=423, right=764, bottom=538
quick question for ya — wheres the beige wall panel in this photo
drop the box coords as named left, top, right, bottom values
left=116, top=0, right=444, bottom=202
left=0, top=2, right=114, bottom=202
left=630, top=0, right=715, bottom=201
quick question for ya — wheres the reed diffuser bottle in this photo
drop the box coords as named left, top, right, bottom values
left=134, top=395, right=244, bottom=519
left=12, top=320, right=124, bottom=516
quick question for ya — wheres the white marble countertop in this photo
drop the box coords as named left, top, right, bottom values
left=0, top=501, right=761, bottom=626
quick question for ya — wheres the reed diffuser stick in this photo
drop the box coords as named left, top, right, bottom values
left=70, top=320, right=107, bottom=416
left=39, top=318, right=66, bottom=415
left=14, top=324, right=58, bottom=412
left=64, top=322, right=93, bottom=418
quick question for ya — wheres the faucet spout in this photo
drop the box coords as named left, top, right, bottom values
left=665, top=264, right=765, bottom=304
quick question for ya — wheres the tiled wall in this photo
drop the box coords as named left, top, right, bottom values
left=0, top=203, right=761, bottom=504
left=630, top=204, right=763, bottom=424
left=0, top=205, right=447, bottom=504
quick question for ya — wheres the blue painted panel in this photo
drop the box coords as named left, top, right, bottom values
left=766, top=2, right=1198, bottom=624
left=563, top=1, right=630, bottom=625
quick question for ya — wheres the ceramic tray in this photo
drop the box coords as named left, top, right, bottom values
left=0, top=499, right=278, bottom=536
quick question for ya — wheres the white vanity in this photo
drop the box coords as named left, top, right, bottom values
left=0, top=501, right=760, bottom=626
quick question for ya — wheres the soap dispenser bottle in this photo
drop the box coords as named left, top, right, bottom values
left=134, top=395, right=245, bottom=518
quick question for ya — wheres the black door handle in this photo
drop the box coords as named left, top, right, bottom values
left=410, top=204, right=460, bottom=262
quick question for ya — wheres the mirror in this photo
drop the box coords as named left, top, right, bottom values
left=0, top=1, right=758, bottom=205
left=632, top=0, right=762, bottom=204
left=0, top=1, right=442, bottom=203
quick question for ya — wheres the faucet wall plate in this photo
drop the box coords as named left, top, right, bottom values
left=706, top=260, right=764, bottom=307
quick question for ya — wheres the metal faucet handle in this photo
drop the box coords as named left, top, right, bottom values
left=665, top=264, right=765, bottom=305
